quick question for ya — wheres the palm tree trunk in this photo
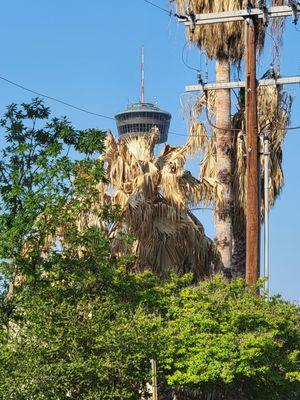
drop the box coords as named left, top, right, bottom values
left=214, top=60, right=233, bottom=274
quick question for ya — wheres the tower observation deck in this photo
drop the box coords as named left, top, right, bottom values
left=115, top=102, right=171, bottom=144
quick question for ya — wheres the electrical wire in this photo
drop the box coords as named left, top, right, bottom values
left=142, top=0, right=187, bottom=19
left=0, top=74, right=195, bottom=137
left=0, top=75, right=115, bottom=121
left=264, top=30, right=281, bottom=74
left=285, top=125, right=300, bottom=130
left=204, top=89, right=300, bottom=133
left=180, top=44, right=240, bottom=135
left=203, top=91, right=242, bottom=132
left=142, top=0, right=172, bottom=15
left=190, top=207, right=214, bottom=211
left=169, top=130, right=191, bottom=137
left=181, top=42, right=200, bottom=73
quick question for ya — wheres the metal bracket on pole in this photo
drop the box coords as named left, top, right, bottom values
left=261, top=5, right=270, bottom=26
left=186, top=8, right=196, bottom=32
left=289, top=0, right=300, bottom=24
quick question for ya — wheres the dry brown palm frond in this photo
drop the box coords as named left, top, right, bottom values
left=96, top=130, right=220, bottom=278
left=179, top=91, right=215, bottom=159
left=258, top=85, right=292, bottom=213
left=270, top=0, right=286, bottom=68
left=191, top=81, right=292, bottom=275
left=197, top=90, right=216, bottom=116
left=180, top=93, right=209, bottom=157
left=119, top=127, right=159, bottom=162
left=231, top=84, right=292, bottom=219
left=198, top=135, right=224, bottom=207
left=229, top=84, right=292, bottom=274
left=175, top=0, right=268, bottom=61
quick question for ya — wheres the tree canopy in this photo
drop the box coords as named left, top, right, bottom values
left=161, top=276, right=300, bottom=400
left=0, top=99, right=299, bottom=400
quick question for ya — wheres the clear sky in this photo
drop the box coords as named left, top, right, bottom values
left=0, top=0, right=299, bottom=302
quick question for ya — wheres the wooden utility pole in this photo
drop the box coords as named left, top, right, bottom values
left=245, top=15, right=260, bottom=285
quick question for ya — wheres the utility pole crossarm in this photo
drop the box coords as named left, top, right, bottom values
left=180, top=5, right=300, bottom=26
left=186, top=76, right=300, bottom=92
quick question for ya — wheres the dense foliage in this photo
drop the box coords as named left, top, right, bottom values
left=161, top=277, right=300, bottom=400
left=0, top=249, right=164, bottom=399
left=0, top=98, right=105, bottom=280
left=0, top=100, right=299, bottom=400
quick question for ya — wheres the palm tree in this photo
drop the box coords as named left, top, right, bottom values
left=175, top=0, right=256, bottom=272
left=175, top=0, right=285, bottom=276
left=94, top=128, right=219, bottom=279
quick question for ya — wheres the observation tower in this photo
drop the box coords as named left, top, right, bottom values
left=114, top=47, right=171, bottom=144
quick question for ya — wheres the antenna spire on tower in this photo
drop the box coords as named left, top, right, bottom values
left=141, top=46, right=145, bottom=103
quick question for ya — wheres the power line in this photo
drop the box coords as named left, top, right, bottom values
left=0, top=75, right=115, bottom=121
left=0, top=74, right=193, bottom=136
left=181, top=42, right=200, bottom=73
left=142, top=0, right=171, bottom=15
left=285, top=125, right=300, bottom=130
left=142, top=0, right=186, bottom=19
left=169, top=131, right=189, bottom=137
left=203, top=91, right=242, bottom=132
left=190, top=207, right=214, bottom=211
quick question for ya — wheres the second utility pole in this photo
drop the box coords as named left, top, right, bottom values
left=245, top=14, right=260, bottom=285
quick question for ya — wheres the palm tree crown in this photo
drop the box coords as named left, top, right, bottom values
left=98, top=128, right=219, bottom=279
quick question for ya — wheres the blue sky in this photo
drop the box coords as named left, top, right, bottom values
left=0, top=1, right=299, bottom=301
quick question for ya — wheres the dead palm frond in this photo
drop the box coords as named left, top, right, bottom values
left=180, top=93, right=210, bottom=158
left=97, top=128, right=220, bottom=279
left=194, top=84, right=292, bottom=273
left=180, top=79, right=292, bottom=274
left=232, top=84, right=292, bottom=216
left=270, top=0, right=286, bottom=65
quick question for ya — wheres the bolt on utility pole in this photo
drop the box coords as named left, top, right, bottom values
left=245, top=12, right=260, bottom=286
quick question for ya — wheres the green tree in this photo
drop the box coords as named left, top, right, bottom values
left=0, top=98, right=105, bottom=295
left=0, top=248, right=164, bottom=399
left=0, top=98, right=162, bottom=399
